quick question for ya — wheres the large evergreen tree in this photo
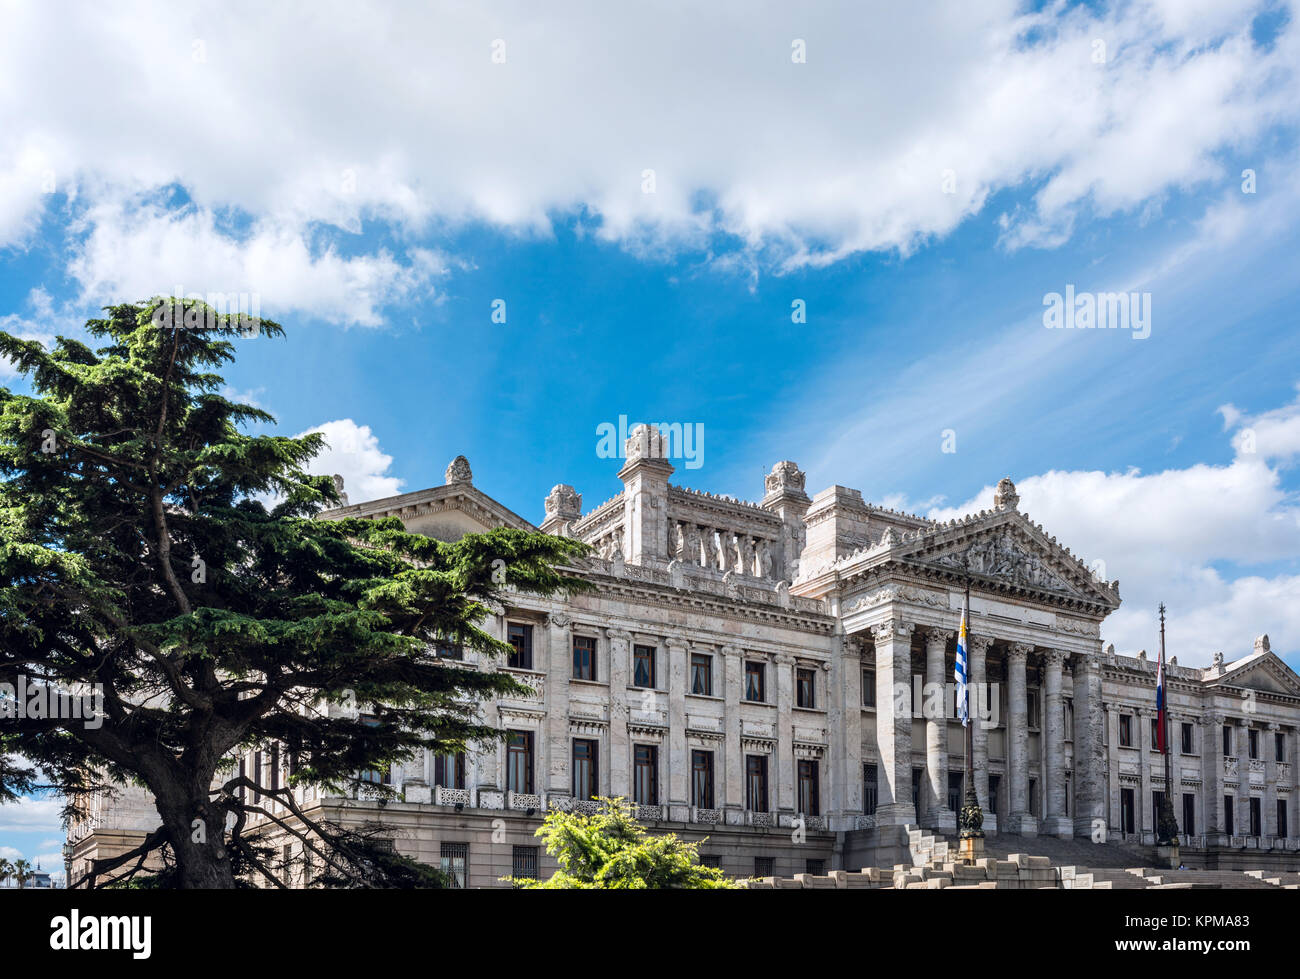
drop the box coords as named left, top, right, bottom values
left=0, top=299, right=588, bottom=888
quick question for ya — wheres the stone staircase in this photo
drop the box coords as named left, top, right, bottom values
left=1131, top=868, right=1280, bottom=889
left=1246, top=869, right=1300, bottom=888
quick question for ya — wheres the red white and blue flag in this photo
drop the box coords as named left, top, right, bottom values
left=1155, top=645, right=1167, bottom=754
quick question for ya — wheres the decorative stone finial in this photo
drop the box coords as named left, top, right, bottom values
left=544, top=483, right=582, bottom=520
left=1255, top=634, right=1271, bottom=655
left=993, top=476, right=1019, bottom=511
left=445, top=455, right=472, bottom=485
left=764, top=460, right=807, bottom=497
left=331, top=473, right=349, bottom=506
left=624, top=424, right=671, bottom=464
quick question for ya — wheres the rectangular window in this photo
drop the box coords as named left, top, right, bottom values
left=1278, top=799, right=1288, bottom=838
left=440, top=842, right=468, bottom=888
left=796, top=668, right=816, bottom=709
left=1224, top=796, right=1234, bottom=836
left=1119, top=714, right=1133, bottom=747
left=746, top=754, right=769, bottom=812
left=690, top=653, right=712, bottom=695
left=861, top=668, right=876, bottom=707
left=435, top=637, right=462, bottom=660
left=632, top=644, right=656, bottom=688
left=1248, top=728, right=1259, bottom=760
left=797, top=759, right=820, bottom=816
left=691, top=750, right=714, bottom=809
left=572, top=635, right=597, bottom=681
left=1277, top=731, right=1287, bottom=763
left=988, top=774, right=1000, bottom=815
left=1150, top=717, right=1159, bottom=748
left=572, top=739, right=598, bottom=800
left=1223, top=724, right=1233, bottom=757
left=863, top=763, right=878, bottom=815
left=947, top=772, right=963, bottom=814
left=1120, top=788, right=1135, bottom=835
left=434, top=751, right=466, bottom=789
left=1183, top=793, right=1196, bottom=835
left=805, top=858, right=825, bottom=876
left=1027, top=690, right=1040, bottom=729
left=633, top=744, right=658, bottom=805
left=744, top=661, right=765, bottom=702
left=1181, top=722, right=1194, bottom=755
left=754, top=856, right=774, bottom=877
left=270, top=743, right=280, bottom=791
left=511, top=845, right=538, bottom=881
left=912, top=766, right=922, bottom=816
left=1249, top=797, right=1262, bottom=837
left=1028, top=778, right=1038, bottom=818
left=1153, top=791, right=1165, bottom=832
left=506, top=730, right=534, bottom=794
left=507, top=623, right=533, bottom=670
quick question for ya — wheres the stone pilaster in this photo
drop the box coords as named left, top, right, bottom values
left=1041, top=649, right=1070, bottom=837
left=1071, top=652, right=1105, bottom=839
left=1137, top=706, right=1152, bottom=838
left=617, top=426, right=674, bottom=564
left=721, top=645, right=743, bottom=817
left=1006, top=643, right=1034, bottom=835
left=1106, top=705, right=1121, bottom=835
left=831, top=631, right=865, bottom=824
left=924, top=628, right=955, bottom=832
left=775, top=652, right=796, bottom=815
left=969, top=635, right=994, bottom=817
left=665, top=637, right=689, bottom=819
left=1202, top=710, right=1225, bottom=842
left=872, top=618, right=916, bottom=826
left=545, top=612, right=572, bottom=797
left=1236, top=718, right=1251, bottom=838
left=1264, top=722, right=1279, bottom=838
left=606, top=628, right=633, bottom=800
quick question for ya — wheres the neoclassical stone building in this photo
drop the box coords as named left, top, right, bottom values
left=65, top=429, right=1300, bottom=886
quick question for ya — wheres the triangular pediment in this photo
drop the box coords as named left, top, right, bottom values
left=886, top=509, right=1121, bottom=610
left=1212, top=653, right=1300, bottom=697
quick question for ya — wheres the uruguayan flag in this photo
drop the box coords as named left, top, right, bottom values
left=954, top=604, right=969, bottom=726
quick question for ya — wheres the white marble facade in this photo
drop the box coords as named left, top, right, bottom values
left=69, top=428, right=1300, bottom=885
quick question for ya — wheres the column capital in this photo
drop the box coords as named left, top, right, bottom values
left=1266, top=720, right=1280, bottom=731
left=924, top=627, right=954, bottom=649
left=774, top=651, right=796, bottom=667
left=546, top=612, right=572, bottom=629
left=719, top=644, right=743, bottom=659
left=664, top=636, right=689, bottom=650
left=968, top=635, right=994, bottom=655
left=605, top=627, right=633, bottom=643
left=1007, top=642, right=1033, bottom=662
left=1203, top=710, right=1224, bottom=726
left=1042, top=648, right=1067, bottom=669
left=871, top=618, right=915, bottom=644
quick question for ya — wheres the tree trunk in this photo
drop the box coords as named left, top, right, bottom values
left=155, top=783, right=238, bottom=889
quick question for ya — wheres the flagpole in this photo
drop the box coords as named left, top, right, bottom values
left=957, top=572, right=984, bottom=862
left=1156, top=603, right=1180, bottom=857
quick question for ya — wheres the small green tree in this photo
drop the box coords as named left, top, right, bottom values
left=0, top=857, right=12, bottom=888
left=12, top=858, right=34, bottom=889
left=511, top=797, right=736, bottom=889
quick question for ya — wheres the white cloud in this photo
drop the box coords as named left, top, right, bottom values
left=296, top=419, right=404, bottom=505
left=66, top=202, right=449, bottom=327
left=1220, top=383, right=1300, bottom=463
left=0, top=0, right=1293, bottom=286
left=0, top=287, right=71, bottom=380
left=0, top=793, right=64, bottom=834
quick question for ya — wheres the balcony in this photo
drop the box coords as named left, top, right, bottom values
left=434, top=786, right=471, bottom=807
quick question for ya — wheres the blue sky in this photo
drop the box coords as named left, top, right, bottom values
left=3, top=0, right=1300, bottom=869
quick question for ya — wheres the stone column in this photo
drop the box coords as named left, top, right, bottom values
left=721, top=645, right=743, bottom=819
left=832, top=631, right=865, bottom=824
left=775, top=653, right=796, bottom=815
left=1202, top=710, right=1225, bottom=843
left=474, top=613, right=504, bottom=792
left=1006, top=643, right=1032, bottom=834
left=1106, top=706, right=1122, bottom=835
left=545, top=613, right=572, bottom=797
left=665, top=637, right=689, bottom=820
left=872, top=618, right=916, bottom=826
left=1236, top=718, right=1251, bottom=838
left=924, top=628, right=955, bottom=832
left=1137, top=706, right=1152, bottom=839
left=969, top=636, right=994, bottom=816
left=606, top=629, right=633, bottom=800
left=1071, top=652, right=1105, bottom=839
left=1041, top=649, right=1071, bottom=837
left=1264, top=722, right=1279, bottom=840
